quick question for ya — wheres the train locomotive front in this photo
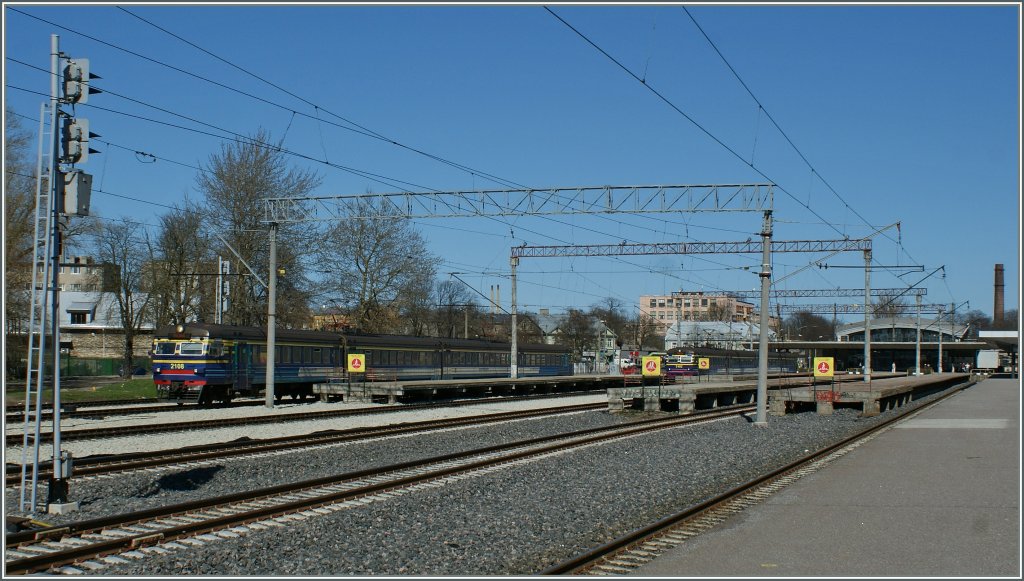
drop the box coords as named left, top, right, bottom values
left=152, top=323, right=346, bottom=405
left=151, top=324, right=233, bottom=404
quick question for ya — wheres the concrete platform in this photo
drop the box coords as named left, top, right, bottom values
left=606, top=372, right=938, bottom=416
left=771, top=373, right=972, bottom=417
left=313, top=374, right=621, bottom=403
left=629, top=377, right=1020, bottom=577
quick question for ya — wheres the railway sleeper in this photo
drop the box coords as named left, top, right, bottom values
left=129, top=532, right=165, bottom=549
left=32, top=526, right=71, bottom=541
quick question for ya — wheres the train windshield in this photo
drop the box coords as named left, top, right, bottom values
left=154, top=341, right=177, bottom=355
left=179, top=342, right=206, bottom=356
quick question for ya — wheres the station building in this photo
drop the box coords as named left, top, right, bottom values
left=782, top=315, right=984, bottom=374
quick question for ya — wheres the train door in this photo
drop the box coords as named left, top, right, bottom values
left=234, top=342, right=252, bottom=395
left=434, top=348, right=445, bottom=380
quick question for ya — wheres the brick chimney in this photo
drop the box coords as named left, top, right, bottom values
left=994, top=263, right=1005, bottom=326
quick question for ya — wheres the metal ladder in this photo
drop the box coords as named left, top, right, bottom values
left=19, top=102, right=56, bottom=513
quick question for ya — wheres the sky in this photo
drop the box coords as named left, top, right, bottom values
left=3, top=2, right=1020, bottom=325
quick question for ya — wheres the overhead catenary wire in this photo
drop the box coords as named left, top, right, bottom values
left=679, top=6, right=908, bottom=254
left=10, top=76, right=744, bottom=296
left=10, top=8, right=897, bottom=313
left=6, top=11, right=770, bottom=261
left=8, top=11, right=763, bottom=306
left=546, top=7, right=922, bottom=297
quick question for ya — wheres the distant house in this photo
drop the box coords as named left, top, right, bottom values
left=532, top=309, right=564, bottom=345
left=530, top=309, right=618, bottom=368
left=58, top=290, right=155, bottom=359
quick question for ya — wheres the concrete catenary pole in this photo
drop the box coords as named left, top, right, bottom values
left=994, top=263, right=1004, bottom=327
left=863, top=249, right=872, bottom=384
left=510, top=256, right=519, bottom=379
left=265, top=222, right=278, bottom=408
left=937, top=306, right=944, bottom=374
left=755, top=210, right=772, bottom=426
left=915, top=293, right=922, bottom=375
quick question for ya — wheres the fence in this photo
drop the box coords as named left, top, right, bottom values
left=6, top=355, right=150, bottom=378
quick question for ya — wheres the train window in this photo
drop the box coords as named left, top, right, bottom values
left=154, top=342, right=177, bottom=355
left=312, top=347, right=322, bottom=364
left=303, top=347, right=312, bottom=363
left=180, top=342, right=204, bottom=356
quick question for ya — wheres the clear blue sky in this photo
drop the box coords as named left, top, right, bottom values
left=4, top=3, right=1020, bottom=324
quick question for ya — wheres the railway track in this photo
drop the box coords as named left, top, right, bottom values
left=539, top=378, right=977, bottom=575
left=5, top=399, right=275, bottom=423
left=5, top=402, right=606, bottom=486
left=4, top=391, right=604, bottom=446
left=5, top=398, right=160, bottom=415
left=4, top=405, right=751, bottom=575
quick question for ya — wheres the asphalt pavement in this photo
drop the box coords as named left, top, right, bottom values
left=630, top=377, right=1021, bottom=577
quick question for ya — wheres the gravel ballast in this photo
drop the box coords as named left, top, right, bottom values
left=8, top=387, right=966, bottom=576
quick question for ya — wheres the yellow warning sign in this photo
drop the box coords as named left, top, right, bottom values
left=641, top=356, right=661, bottom=377
left=347, top=354, right=366, bottom=373
left=698, top=357, right=710, bottom=370
left=813, top=357, right=834, bottom=378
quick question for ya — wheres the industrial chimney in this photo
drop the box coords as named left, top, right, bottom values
left=994, top=263, right=1005, bottom=326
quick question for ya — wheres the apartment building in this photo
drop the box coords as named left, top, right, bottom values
left=639, top=291, right=756, bottom=333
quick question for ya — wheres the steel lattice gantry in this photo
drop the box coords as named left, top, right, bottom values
left=511, top=239, right=871, bottom=258
left=508, top=231, right=878, bottom=425
left=774, top=303, right=947, bottom=314
left=724, top=288, right=927, bottom=300
left=257, top=183, right=773, bottom=410
left=263, top=183, right=774, bottom=222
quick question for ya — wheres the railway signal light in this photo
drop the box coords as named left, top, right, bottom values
left=61, top=58, right=101, bottom=104
left=61, top=117, right=100, bottom=164
left=59, top=170, right=92, bottom=216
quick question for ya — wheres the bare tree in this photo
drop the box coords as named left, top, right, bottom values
left=92, top=219, right=154, bottom=377
left=993, top=309, right=1018, bottom=331
left=196, top=129, right=321, bottom=328
left=783, top=310, right=834, bottom=341
left=589, top=297, right=628, bottom=346
left=873, top=290, right=909, bottom=318
left=953, top=309, right=991, bottom=339
left=148, top=203, right=214, bottom=327
left=4, top=109, right=38, bottom=378
left=557, top=308, right=595, bottom=362
left=399, top=271, right=435, bottom=337
left=707, top=299, right=733, bottom=322
left=314, top=197, right=440, bottom=334
left=624, top=312, right=661, bottom=351
left=435, top=279, right=477, bottom=338
left=4, top=109, right=37, bottom=337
